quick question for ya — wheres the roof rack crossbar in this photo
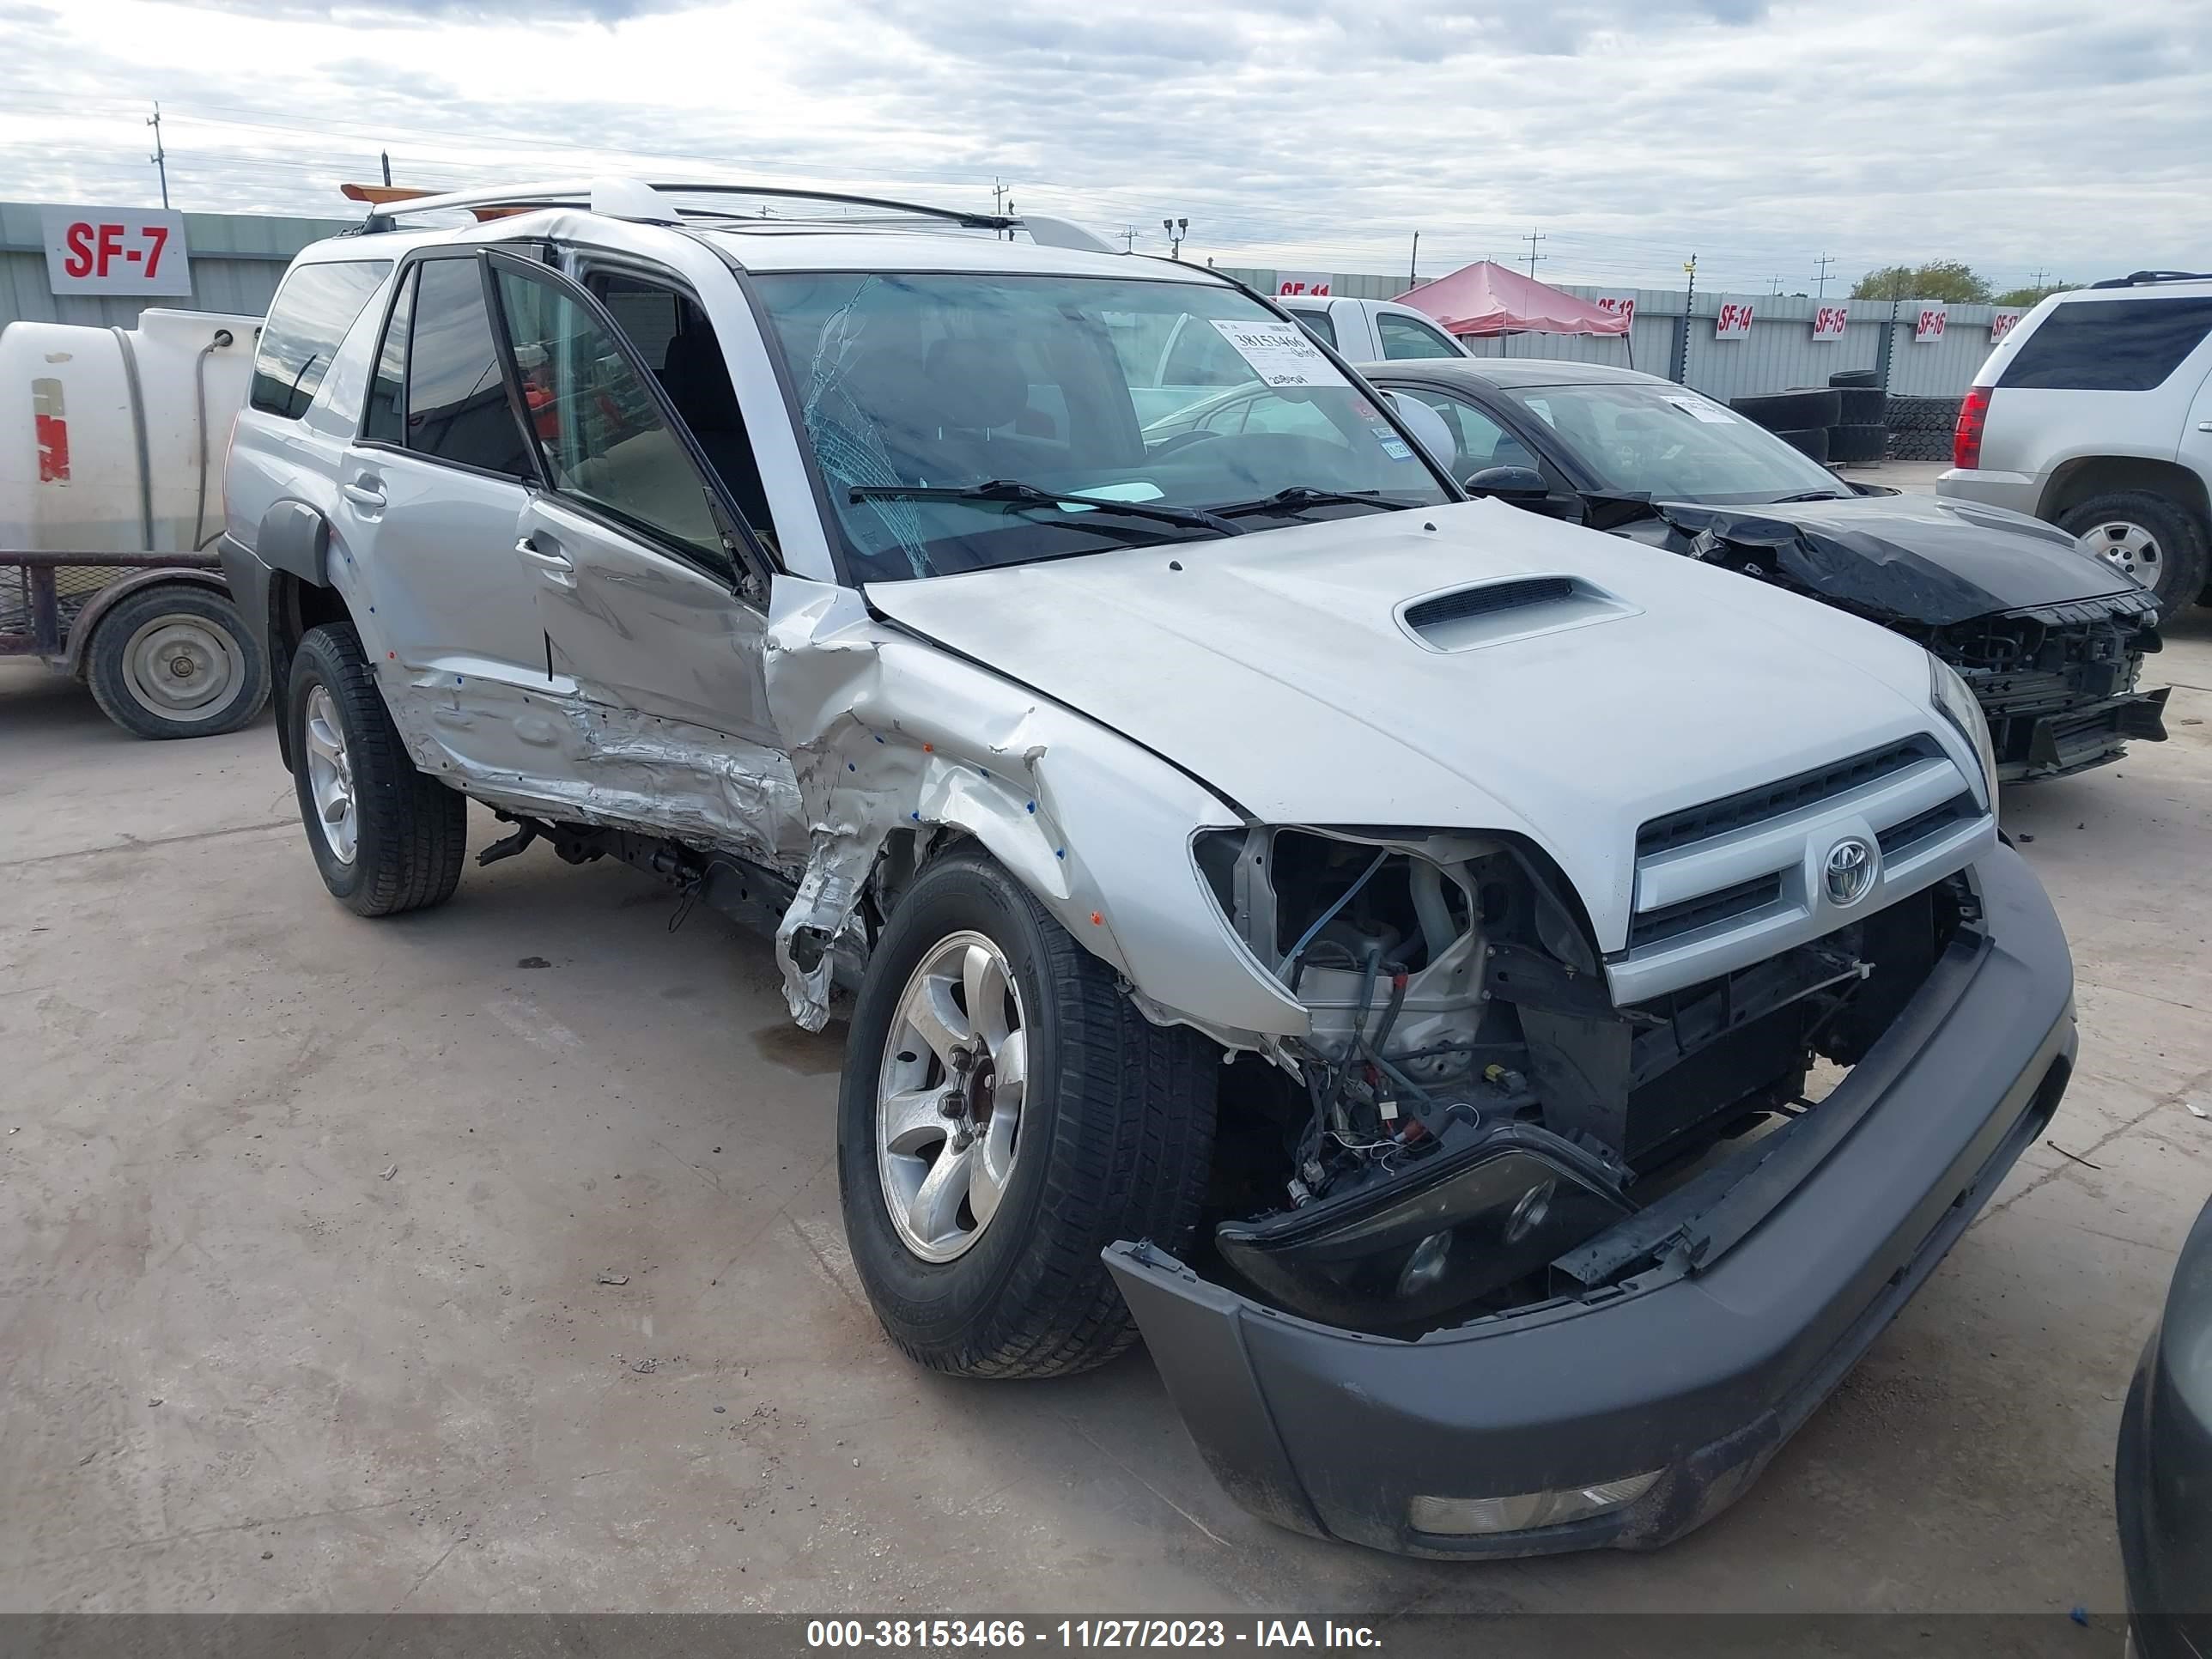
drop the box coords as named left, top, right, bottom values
left=2089, top=270, right=2212, bottom=289
left=358, top=178, right=1013, bottom=234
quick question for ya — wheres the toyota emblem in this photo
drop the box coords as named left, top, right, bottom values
left=1824, top=836, right=1877, bottom=907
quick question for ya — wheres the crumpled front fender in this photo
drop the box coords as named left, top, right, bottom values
left=760, top=575, right=1307, bottom=1041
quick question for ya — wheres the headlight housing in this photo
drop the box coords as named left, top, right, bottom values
left=1929, top=653, right=1999, bottom=817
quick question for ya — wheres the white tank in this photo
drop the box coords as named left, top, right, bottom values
left=0, top=307, right=263, bottom=556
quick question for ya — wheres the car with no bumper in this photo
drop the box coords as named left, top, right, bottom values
left=1355, top=359, right=2169, bottom=782
left=222, top=179, right=2073, bottom=1557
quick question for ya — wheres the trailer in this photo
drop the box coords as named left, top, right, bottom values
left=2, top=307, right=269, bottom=737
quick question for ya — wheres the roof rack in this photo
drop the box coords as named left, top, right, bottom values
left=2089, top=270, right=2212, bottom=289
left=341, top=177, right=1115, bottom=253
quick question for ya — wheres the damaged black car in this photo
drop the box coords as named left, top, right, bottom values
left=1361, top=361, right=2169, bottom=781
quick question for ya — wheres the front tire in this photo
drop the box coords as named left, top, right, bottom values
left=86, top=583, right=270, bottom=739
left=2059, top=489, right=2209, bottom=613
left=286, top=622, right=466, bottom=917
left=839, top=848, right=1218, bottom=1378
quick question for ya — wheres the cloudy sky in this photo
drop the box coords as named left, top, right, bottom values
left=0, top=0, right=2205, bottom=294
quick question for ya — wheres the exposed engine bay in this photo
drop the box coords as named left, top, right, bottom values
left=1194, top=827, right=1967, bottom=1337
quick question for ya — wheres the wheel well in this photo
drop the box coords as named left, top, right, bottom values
left=267, top=573, right=354, bottom=769
left=2039, top=456, right=2212, bottom=530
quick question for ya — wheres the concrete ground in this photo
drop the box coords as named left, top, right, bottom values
left=5, top=514, right=2211, bottom=1616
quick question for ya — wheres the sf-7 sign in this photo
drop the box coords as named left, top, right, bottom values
left=41, top=205, right=192, bottom=297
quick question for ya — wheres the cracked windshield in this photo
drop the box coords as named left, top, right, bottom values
left=750, top=272, right=1450, bottom=580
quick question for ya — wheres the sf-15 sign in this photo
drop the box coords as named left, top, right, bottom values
left=41, top=205, right=191, bottom=297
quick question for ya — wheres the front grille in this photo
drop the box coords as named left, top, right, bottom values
left=1627, top=873, right=1784, bottom=951
left=1403, top=576, right=1575, bottom=630
left=1877, top=792, right=1978, bottom=860
left=1637, top=735, right=1945, bottom=858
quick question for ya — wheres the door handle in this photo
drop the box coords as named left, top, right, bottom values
left=341, top=481, right=386, bottom=509
left=515, top=537, right=573, bottom=569
left=2198, top=421, right=2212, bottom=432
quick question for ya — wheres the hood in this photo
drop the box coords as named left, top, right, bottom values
left=1610, top=491, right=2143, bottom=626
left=864, top=499, right=1973, bottom=951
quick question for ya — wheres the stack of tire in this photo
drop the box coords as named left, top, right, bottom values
left=1878, top=386, right=1965, bottom=463
left=1727, top=374, right=1888, bottom=466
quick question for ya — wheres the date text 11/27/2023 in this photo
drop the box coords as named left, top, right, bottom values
left=805, top=1621, right=1383, bottom=1649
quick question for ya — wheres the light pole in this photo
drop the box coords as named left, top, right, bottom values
left=1162, top=216, right=1187, bottom=260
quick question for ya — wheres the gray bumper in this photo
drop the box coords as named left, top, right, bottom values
left=1936, top=468, right=2043, bottom=519
left=1106, top=845, right=2075, bottom=1558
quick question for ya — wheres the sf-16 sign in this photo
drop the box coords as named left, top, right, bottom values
left=1915, top=307, right=1948, bottom=343
left=42, top=205, right=192, bottom=297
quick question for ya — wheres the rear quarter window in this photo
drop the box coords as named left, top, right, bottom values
left=249, top=259, right=392, bottom=419
left=2002, top=297, right=2212, bottom=392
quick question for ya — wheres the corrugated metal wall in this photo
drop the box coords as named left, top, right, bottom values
left=0, top=202, right=355, bottom=329
left=1221, top=266, right=2001, bottom=400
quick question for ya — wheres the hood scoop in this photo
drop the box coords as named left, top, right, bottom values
left=1398, top=574, right=1638, bottom=653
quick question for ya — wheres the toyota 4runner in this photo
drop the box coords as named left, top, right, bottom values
left=222, top=179, right=2075, bottom=1559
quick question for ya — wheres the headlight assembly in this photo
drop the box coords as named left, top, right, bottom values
left=1929, top=653, right=1999, bottom=817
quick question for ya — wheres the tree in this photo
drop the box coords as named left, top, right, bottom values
left=1850, top=261, right=1995, bottom=303
left=1995, top=281, right=2071, bottom=307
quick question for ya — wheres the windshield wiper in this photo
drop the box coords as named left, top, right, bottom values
left=1767, top=489, right=1850, bottom=502
left=1207, top=487, right=1403, bottom=520
left=848, top=479, right=1244, bottom=536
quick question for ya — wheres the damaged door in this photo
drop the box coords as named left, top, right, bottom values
left=479, top=251, right=806, bottom=868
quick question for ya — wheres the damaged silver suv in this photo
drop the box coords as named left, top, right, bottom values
left=223, top=180, right=2076, bottom=1559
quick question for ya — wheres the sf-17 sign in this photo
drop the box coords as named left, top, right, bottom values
left=1990, top=309, right=2024, bottom=344
left=42, top=205, right=191, bottom=297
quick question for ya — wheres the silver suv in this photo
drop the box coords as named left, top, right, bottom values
left=1939, top=270, right=2212, bottom=611
left=222, top=179, right=2072, bottom=1559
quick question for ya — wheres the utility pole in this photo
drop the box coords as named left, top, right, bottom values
left=1672, top=254, right=1698, bottom=384
left=147, top=101, right=169, bottom=209
left=991, top=177, right=1008, bottom=216
left=380, top=150, right=392, bottom=187
left=1408, top=231, right=1419, bottom=289
left=1814, top=252, right=1836, bottom=297
left=1522, top=228, right=1544, bottom=278
left=1120, top=226, right=1136, bottom=252
left=1161, top=216, right=1187, bottom=261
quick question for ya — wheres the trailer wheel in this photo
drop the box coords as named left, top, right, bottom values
left=86, top=582, right=270, bottom=739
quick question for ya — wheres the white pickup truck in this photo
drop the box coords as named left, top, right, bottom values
left=1277, top=295, right=1470, bottom=361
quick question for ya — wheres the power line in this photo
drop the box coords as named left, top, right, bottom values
left=1522, top=228, right=1544, bottom=278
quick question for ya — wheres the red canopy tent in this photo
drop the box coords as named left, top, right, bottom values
left=1395, top=259, right=1633, bottom=364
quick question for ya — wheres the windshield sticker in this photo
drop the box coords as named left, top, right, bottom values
left=1208, top=319, right=1349, bottom=389
left=1666, top=395, right=1736, bottom=426
left=1379, top=438, right=1413, bottom=461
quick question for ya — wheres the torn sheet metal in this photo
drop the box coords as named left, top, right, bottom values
left=380, top=662, right=811, bottom=873
left=760, top=574, right=1308, bottom=1040
left=1587, top=492, right=2136, bottom=628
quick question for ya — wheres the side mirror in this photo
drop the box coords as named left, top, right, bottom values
left=1463, top=465, right=1550, bottom=500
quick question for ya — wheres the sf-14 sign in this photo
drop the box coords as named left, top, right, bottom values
left=1714, top=301, right=1754, bottom=340
left=41, top=205, right=191, bottom=297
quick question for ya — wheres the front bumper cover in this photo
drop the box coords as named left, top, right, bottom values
left=1996, top=684, right=2169, bottom=781
left=1105, top=845, right=2076, bottom=1558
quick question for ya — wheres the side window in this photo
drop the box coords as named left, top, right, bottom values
left=491, top=267, right=727, bottom=573
left=1377, top=313, right=1462, bottom=360
left=1288, top=307, right=1338, bottom=349
left=405, top=259, right=533, bottom=477
left=2002, top=298, right=2212, bottom=392
left=362, top=265, right=416, bottom=446
left=249, top=260, right=392, bottom=419
left=1408, top=389, right=1530, bottom=474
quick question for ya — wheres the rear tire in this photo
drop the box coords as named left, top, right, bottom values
left=2057, top=490, right=2209, bottom=613
left=839, top=847, right=1217, bottom=1379
left=1730, top=389, right=1843, bottom=430
left=286, top=622, right=467, bottom=916
left=1774, top=427, right=1831, bottom=463
left=85, top=583, right=270, bottom=739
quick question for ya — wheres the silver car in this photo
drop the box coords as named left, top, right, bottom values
left=222, top=179, right=2073, bottom=1559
